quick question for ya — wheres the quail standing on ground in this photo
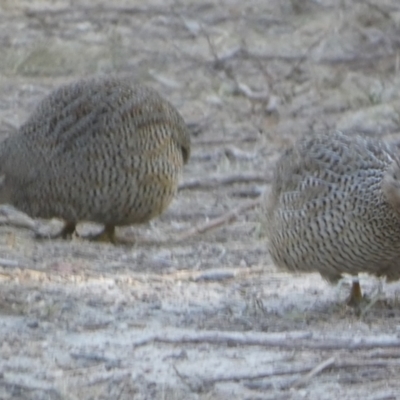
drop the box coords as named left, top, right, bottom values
left=0, top=77, right=191, bottom=243
left=266, top=131, right=400, bottom=304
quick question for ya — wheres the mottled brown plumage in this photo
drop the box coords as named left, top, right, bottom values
left=266, top=131, right=400, bottom=302
left=0, top=77, right=190, bottom=242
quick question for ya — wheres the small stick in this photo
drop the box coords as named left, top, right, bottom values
left=172, top=199, right=261, bottom=241
left=133, top=329, right=312, bottom=348
left=194, top=136, right=258, bottom=146
left=192, top=358, right=398, bottom=387
left=0, top=258, right=20, bottom=268
left=179, top=174, right=268, bottom=191
left=291, top=356, right=335, bottom=388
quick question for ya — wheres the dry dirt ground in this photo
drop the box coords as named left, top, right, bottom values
left=1, top=0, right=400, bottom=399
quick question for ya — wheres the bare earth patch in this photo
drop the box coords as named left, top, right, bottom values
left=1, top=0, right=400, bottom=399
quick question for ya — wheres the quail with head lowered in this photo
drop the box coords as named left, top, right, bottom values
left=0, top=77, right=190, bottom=243
left=265, top=131, right=400, bottom=304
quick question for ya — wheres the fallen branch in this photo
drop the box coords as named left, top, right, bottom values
left=133, top=328, right=400, bottom=351
left=171, top=199, right=261, bottom=241
left=177, top=357, right=400, bottom=389
left=133, top=329, right=311, bottom=348
left=199, top=43, right=395, bottom=73
left=179, top=174, right=268, bottom=190
left=243, top=358, right=400, bottom=391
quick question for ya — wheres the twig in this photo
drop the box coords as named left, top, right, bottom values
left=148, top=70, right=181, bottom=89
left=211, top=46, right=244, bottom=66
left=369, top=348, right=400, bottom=359
left=173, top=365, right=210, bottom=393
left=202, top=25, right=224, bottom=70
left=70, top=352, right=116, bottom=364
left=0, top=258, right=20, bottom=268
left=186, top=117, right=214, bottom=137
left=193, top=269, right=236, bottom=282
left=230, top=187, right=264, bottom=198
left=171, top=199, right=261, bottom=241
left=290, top=356, right=335, bottom=388
left=133, top=329, right=312, bottom=348
left=285, top=30, right=331, bottom=80
left=224, top=146, right=257, bottom=161
left=25, top=6, right=166, bottom=18
left=179, top=174, right=268, bottom=190
left=201, top=33, right=270, bottom=103
left=0, top=376, right=54, bottom=391
left=235, top=82, right=269, bottom=101
left=83, top=371, right=130, bottom=387
left=211, top=358, right=400, bottom=385
left=0, top=205, right=36, bottom=230
left=243, top=358, right=400, bottom=390
left=194, top=136, right=258, bottom=146
left=202, top=359, right=399, bottom=386
left=197, top=44, right=394, bottom=70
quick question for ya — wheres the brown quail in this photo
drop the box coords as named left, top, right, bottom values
left=266, top=131, right=400, bottom=304
left=0, top=77, right=190, bottom=243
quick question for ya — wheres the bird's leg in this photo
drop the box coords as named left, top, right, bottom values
left=347, top=276, right=388, bottom=316
left=59, top=222, right=77, bottom=239
left=346, top=277, right=363, bottom=306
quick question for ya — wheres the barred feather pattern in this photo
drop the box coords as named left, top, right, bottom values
left=0, top=77, right=190, bottom=227
left=266, top=132, right=400, bottom=283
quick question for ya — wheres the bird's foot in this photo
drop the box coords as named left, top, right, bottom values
left=85, top=225, right=116, bottom=244
left=36, top=222, right=131, bottom=245
left=346, top=278, right=387, bottom=316
left=35, top=221, right=77, bottom=240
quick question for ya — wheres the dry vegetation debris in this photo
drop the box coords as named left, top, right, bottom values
left=1, top=0, right=400, bottom=399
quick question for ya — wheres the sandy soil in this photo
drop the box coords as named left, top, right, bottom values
left=1, top=0, right=400, bottom=399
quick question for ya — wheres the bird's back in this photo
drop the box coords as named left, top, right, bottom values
left=0, top=77, right=190, bottom=225
left=266, top=132, right=400, bottom=283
